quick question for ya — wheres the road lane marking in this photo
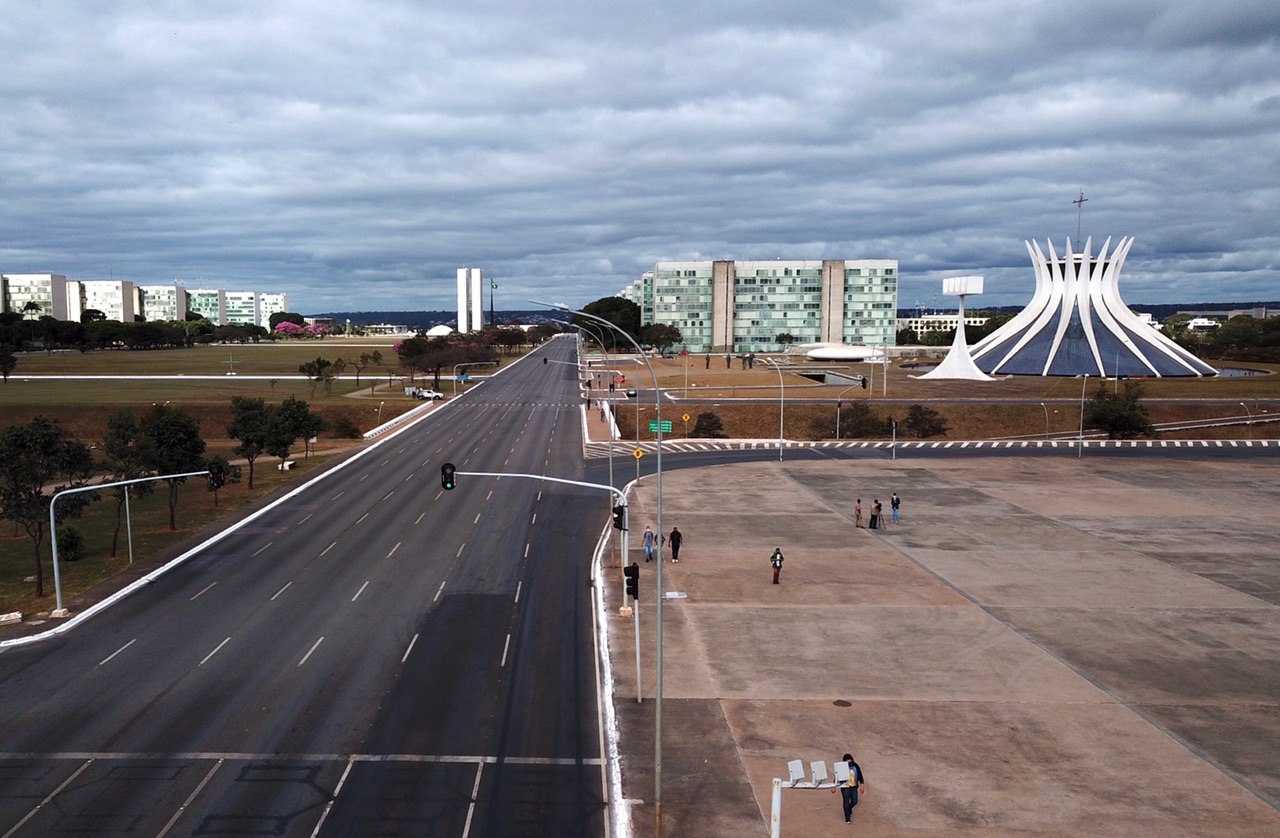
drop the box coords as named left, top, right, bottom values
left=524, top=543, right=530, bottom=558
left=352, top=581, right=370, bottom=602
left=310, top=757, right=356, bottom=838
left=456, top=543, right=466, bottom=557
left=156, top=759, right=222, bottom=838
left=0, top=751, right=606, bottom=765
left=356, top=512, right=370, bottom=524
left=415, top=512, right=426, bottom=525
left=473, top=513, right=481, bottom=524
left=461, top=762, right=484, bottom=838
left=98, top=639, right=136, bottom=666
left=401, top=633, right=419, bottom=663
left=2, top=758, right=95, bottom=838
left=298, top=637, right=324, bottom=666
left=359, top=473, right=370, bottom=482
left=500, top=634, right=511, bottom=667
left=503, top=458, right=509, bottom=466
left=486, top=490, right=492, bottom=500
left=252, top=542, right=272, bottom=557
left=270, top=581, right=292, bottom=601
left=382, top=490, right=395, bottom=501
left=321, top=542, right=337, bottom=556
left=514, top=581, right=522, bottom=604
left=298, top=513, right=313, bottom=524
left=332, top=491, right=345, bottom=500
left=434, top=581, right=446, bottom=602
left=531, top=513, right=537, bottom=524
left=380, top=459, right=390, bottom=466
left=199, top=637, right=231, bottom=667
left=434, top=491, right=443, bottom=501
left=537, top=492, right=541, bottom=501
left=405, top=472, right=415, bottom=481
left=387, top=542, right=401, bottom=558
left=190, top=582, right=217, bottom=601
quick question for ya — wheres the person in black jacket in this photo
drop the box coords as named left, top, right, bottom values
left=831, top=753, right=866, bottom=822
left=669, top=527, right=683, bottom=562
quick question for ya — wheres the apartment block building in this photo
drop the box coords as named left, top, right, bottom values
left=138, top=285, right=189, bottom=322
left=67, top=280, right=137, bottom=322
left=1, top=273, right=72, bottom=320
left=224, top=291, right=260, bottom=327
left=631, top=259, right=899, bottom=353
left=187, top=289, right=226, bottom=326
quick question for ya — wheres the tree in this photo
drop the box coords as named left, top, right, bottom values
left=298, top=357, right=334, bottom=398
left=80, top=308, right=108, bottom=324
left=227, top=396, right=270, bottom=489
left=278, top=397, right=326, bottom=459
left=691, top=411, right=728, bottom=439
left=268, top=311, right=307, bottom=330
left=529, top=323, right=560, bottom=343
left=103, top=409, right=154, bottom=558
left=139, top=405, right=207, bottom=530
left=1084, top=381, right=1155, bottom=439
left=350, top=352, right=377, bottom=387
left=809, top=402, right=889, bottom=439
left=775, top=333, right=797, bottom=346
left=205, top=454, right=241, bottom=507
left=0, top=418, right=95, bottom=596
left=576, top=297, right=641, bottom=342
left=903, top=404, right=949, bottom=438
left=642, top=323, right=683, bottom=353
left=0, top=346, right=16, bottom=382
left=398, top=337, right=496, bottom=388
left=273, top=321, right=305, bottom=338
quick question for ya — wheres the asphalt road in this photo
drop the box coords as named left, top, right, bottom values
left=0, top=335, right=608, bottom=837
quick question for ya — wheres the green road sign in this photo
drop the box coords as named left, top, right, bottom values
left=648, top=420, right=673, bottom=433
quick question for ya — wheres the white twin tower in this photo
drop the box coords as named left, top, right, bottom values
left=456, top=267, right=485, bottom=334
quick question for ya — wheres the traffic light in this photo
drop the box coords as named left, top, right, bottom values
left=441, top=462, right=456, bottom=490
left=861, top=376, right=868, bottom=389
left=612, top=504, right=627, bottom=530
left=624, top=562, right=639, bottom=600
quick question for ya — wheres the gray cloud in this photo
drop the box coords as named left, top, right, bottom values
left=1, top=0, right=1277, bottom=314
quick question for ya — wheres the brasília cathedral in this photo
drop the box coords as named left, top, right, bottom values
left=970, top=237, right=1217, bottom=377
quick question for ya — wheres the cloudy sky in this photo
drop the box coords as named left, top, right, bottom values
left=2, top=1, right=1277, bottom=313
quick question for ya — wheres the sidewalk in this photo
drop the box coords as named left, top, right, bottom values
left=605, top=457, right=1280, bottom=836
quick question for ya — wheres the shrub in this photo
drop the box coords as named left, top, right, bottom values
left=57, top=525, right=85, bottom=562
left=691, top=411, right=728, bottom=438
left=331, top=415, right=362, bottom=438
left=904, top=404, right=949, bottom=438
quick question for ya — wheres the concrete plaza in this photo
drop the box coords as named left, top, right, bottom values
left=608, top=454, right=1280, bottom=836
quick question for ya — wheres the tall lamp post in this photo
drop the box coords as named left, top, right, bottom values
left=534, top=299, right=669, bottom=836
left=1078, top=374, right=1089, bottom=457
left=757, top=356, right=785, bottom=461
left=1040, top=401, right=1050, bottom=437
left=1240, top=402, right=1253, bottom=439
left=835, top=383, right=861, bottom=439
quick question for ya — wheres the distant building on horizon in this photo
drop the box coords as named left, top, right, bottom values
left=139, top=284, right=189, bottom=322
left=0, top=273, right=72, bottom=320
left=67, top=279, right=137, bottom=322
left=456, top=268, right=484, bottom=333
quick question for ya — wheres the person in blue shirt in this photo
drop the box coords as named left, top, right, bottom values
left=642, top=526, right=656, bottom=562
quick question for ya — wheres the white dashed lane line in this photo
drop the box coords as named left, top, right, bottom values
left=415, top=512, right=426, bottom=525
left=456, top=543, right=465, bottom=558
left=434, top=581, right=446, bottom=602
left=270, top=582, right=292, bottom=601
left=298, top=637, right=324, bottom=667
left=356, top=513, right=369, bottom=524
left=473, top=513, right=481, bottom=525
left=252, top=542, right=272, bottom=557
left=98, top=639, right=136, bottom=667
left=351, top=581, right=370, bottom=602
left=320, top=542, right=337, bottom=557
left=387, top=542, right=401, bottom=558
left=401, top=633, right=419, bottom=663
left=198, top=638, right=230, bottom=667
left=298, top=513, right=313, bottom=524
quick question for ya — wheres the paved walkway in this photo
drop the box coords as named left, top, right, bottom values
left=606, top=456, right=1280, bottom=836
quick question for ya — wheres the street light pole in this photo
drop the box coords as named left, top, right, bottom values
left=1040, top=401, right=1050, bottom=437
left=1241, top=401, right=1253, bottom=439
left=1078, top=374, right=1089, bottom=458
left=534, top=299, right=668, bottom=836
left=835, top=383, right=860, bottom=439
left=759, top=357, right=785, bottom=461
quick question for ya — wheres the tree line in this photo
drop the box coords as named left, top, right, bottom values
left=0, top=396, right=326, bottom=599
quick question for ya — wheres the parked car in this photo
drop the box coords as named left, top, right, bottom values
left=407, top=387, right=444, bottom=400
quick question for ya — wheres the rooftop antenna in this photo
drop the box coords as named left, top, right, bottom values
left=1073, top=189, right=1088, bottom=248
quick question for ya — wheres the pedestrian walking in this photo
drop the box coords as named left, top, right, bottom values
left=669, top=527, right=683, bottom=562
left=830, top=753, right=865, bottom=822
left=869, top=499, right=881, bottom=529
left=854, top=498, right=863, bottom=528
left=891, top=492, right=901, bottom=524
left=642, top=526, right=656, bottom=562
left=770, top=547, right=784, bottom=584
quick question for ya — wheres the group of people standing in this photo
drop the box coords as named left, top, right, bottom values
left=854, top=493, right=901, bottom=530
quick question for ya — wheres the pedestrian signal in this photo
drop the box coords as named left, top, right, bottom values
left=624, top=563, right=639, bottom=600
left=612, top=504, right=627, bottom=531
left=441, top=463, right=456, bottom=490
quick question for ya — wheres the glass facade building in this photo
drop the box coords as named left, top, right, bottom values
left=639, top=259, right=898, bottom=353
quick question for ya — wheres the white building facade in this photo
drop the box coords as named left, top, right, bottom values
left=456, top=268, right=484, bottom=333
left=258, top=293, right=289, bottom=323
left=67, top=280, right=138, bottom=322
left=187, top=289, right=226, bottom=326
left=224, top=291, right=260, bottom=327
left=139, top=285, right=189, bottom=322
left=1, top=273, right=71, bottom=320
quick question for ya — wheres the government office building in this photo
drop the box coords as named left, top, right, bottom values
left=622, top=259, right=899, bottom=353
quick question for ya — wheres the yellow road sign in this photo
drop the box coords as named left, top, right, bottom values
left=633, top=448, right=644, bottom=459
left=682, top=413, right=691, bottom=422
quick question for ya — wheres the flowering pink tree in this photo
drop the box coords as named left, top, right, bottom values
left=274, top=321, right=304, bottom=338
left=304, top=323, right=331, bottom=337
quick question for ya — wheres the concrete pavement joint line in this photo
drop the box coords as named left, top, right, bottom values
left=189, top=582, right=217, bottom=601
left=462, top=762, right=484, bottom=838
left=1, top=757, right=94, bottom=838
left=98, top=638, right=136, bottom=666
left=352, top=581, right=369, bottom=602
left=155, top=759, right=221, bottom=838
left=434, top=581, right=446, bottom=602
left=298, top=636, right=324, bottom=667
left=199, top=637, right=230, bottom=667
left=500, top=634, right=511, bottom=668
left=320, top=541, right=337, bottom=556
left=251, top=542, right=271, bottom=557
left=309, top=757, right=355, bottom=838
left=270, top=582, right=291, bottom=601
left=401, top=633, right=418, bottom=663
left=387, top=542, right=401, bottom=558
